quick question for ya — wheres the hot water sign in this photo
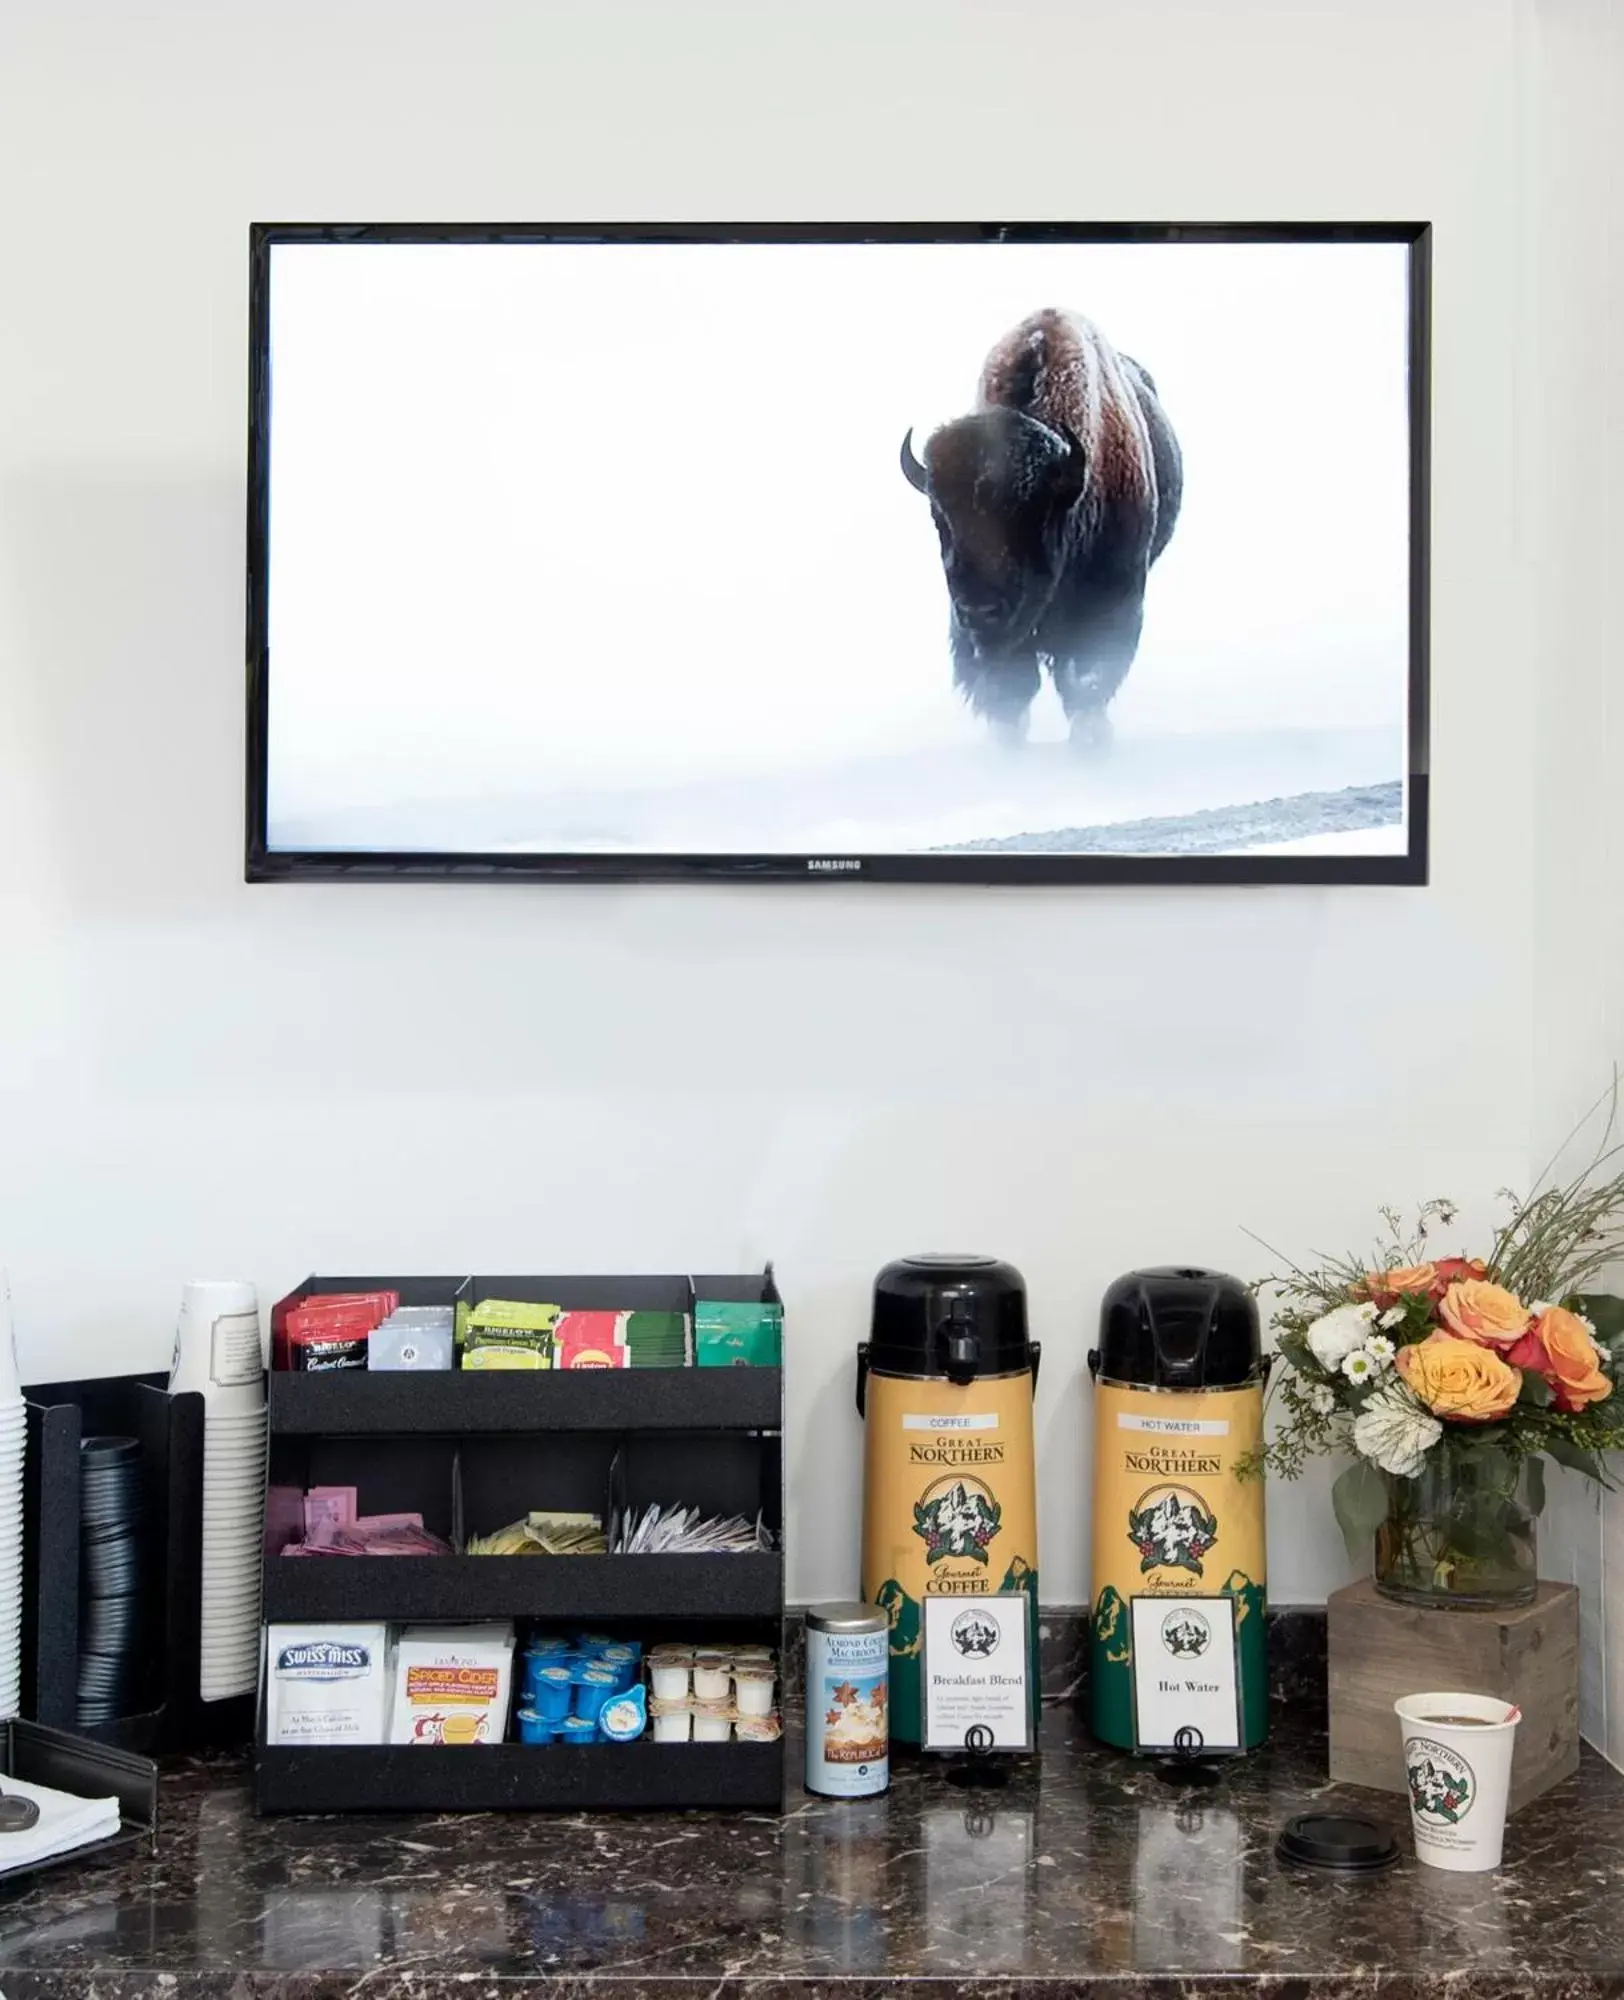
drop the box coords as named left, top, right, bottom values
left=861, top=1375, right=1039, bottom=1747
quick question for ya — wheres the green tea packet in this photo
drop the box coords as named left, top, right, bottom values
left=694, top=1299, right=782, bottom=1367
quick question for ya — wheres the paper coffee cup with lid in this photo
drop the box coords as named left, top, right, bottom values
left=1394, top=1691, right=1521, bottom=1872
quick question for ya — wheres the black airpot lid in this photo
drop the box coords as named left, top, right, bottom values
left=1275, top=1812, right=1400, bottom=1875
left=868, top=1255, right=1031, bottom=1382
left=1094, top=1266, right=1262, bottom=1390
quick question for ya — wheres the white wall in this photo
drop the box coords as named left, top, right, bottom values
left=0, top=0, right=1605, bottom=1624
left=1522, top=0, right=1623, bottom=1757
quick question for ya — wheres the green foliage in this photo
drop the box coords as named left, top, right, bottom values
left=1331, top=1458, right=1389, bottom=1558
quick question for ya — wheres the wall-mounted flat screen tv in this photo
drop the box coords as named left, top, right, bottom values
left=247, top=222, right=1429, bottom=884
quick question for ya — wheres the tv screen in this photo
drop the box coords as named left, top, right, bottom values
left=247, top=223, right=1428, bottom=885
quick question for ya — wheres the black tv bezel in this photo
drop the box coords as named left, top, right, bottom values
left=245, top=220, right=1431, bottom=888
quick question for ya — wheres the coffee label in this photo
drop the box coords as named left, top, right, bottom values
left=861, top=1369, right=1037, bottom=1747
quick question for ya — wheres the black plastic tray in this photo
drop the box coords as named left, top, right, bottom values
left=0, top=1719, right=158, bottom=1886
left=253, top=1738, right=783, bottom=1814
left=263, top=1551, right=784, bottom=1623
left=269, top=1365, right=781, bottom=1434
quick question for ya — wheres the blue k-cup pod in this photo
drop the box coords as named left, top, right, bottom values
left=524, top=1635, right=572, bottom=1659
left=527, top=1663, right=575, bottom=1720
left=558, top=1716, right=598, bottom=1745
left=516, top=1709, right=557, bottom=1745
left=573, top=1665, right=619, bottom=1722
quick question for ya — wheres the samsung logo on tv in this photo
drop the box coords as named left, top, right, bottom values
left=278, top=1641, right=370, bottom=1677
left=807, top=858, right=861, bottom=873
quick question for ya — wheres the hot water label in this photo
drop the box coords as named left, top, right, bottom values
left=861, top=1369, right=1038, bottom=1747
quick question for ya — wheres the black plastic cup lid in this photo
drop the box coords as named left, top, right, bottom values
left=1276, top=1812, right=1400, bottom=1874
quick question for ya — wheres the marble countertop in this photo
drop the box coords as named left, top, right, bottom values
left=0, top=1706, right=1620, bottom=1998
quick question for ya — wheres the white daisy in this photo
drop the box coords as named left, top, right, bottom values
left=1377, top=1306, right=1406, bottom=1330
left=1365, top=1335, right=1396, bottom=1367
left=1342, top=1350, right=1377, bottom=1385
left=1307, top=1301, right=1379, bottom=1370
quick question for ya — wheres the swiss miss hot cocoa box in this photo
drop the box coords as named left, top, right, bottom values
left=389, top=1623, right=516, bottom=1745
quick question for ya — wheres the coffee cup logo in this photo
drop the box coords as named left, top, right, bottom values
left=1406, top=1738, right=1475, bottom=1826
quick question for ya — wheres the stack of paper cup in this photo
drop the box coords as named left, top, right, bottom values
left=170, top=1281, right=267, bottom=1703
left=0, top=1270, right=24, bottom=1720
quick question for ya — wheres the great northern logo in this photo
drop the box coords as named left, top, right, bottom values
left=1160, top=1606, right=1212, bottom=1659
left=913, top=1475, right=1001, bottom=1566
left=1406, top=1739, right=1475, bottom=1825
left=1128, top=1484, right=1218, bottom=1578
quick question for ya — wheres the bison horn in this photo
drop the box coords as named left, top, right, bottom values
left=899, top=428, right=929, bottom=493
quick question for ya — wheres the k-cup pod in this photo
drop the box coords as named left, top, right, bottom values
left=691, top=1702, right=732, bottom=1743
left=692, top=1660, right=732, bottom=1702
left=558, top=1715, right=598, bottom=1745
left=516, top=1708, right=556, bottom=1744
left=651, top=1660, right=692, bottom=1702
left=651, top=1705, right=691, bottom=1743
left=1394, top=1691, right=1521, bottom=1872
left=733, top=1667, right=776, bottom=1717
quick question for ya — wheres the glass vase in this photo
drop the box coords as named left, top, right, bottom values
left=1374, top=1447, right=1538, bottom=1609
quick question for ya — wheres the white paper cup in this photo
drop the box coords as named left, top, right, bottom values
left=692, top=1662, right=731, bottom=1702
left=0, top=1270, right=20, bottom=1404
left=1394, top=1691, right=1521, bottom=1871
left=171, top=1282, right=265, bottom=1408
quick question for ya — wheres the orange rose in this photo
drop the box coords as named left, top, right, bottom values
left=1363, top=1262, right=1438, bottom=1307
left=1437, top=1279, right=1531, bottom=1350
left=1431, top=1256, right=1488, bottom=1291
left=1395, top=1335, right=1522, bottom=1422
left=1507, top=1306, right=1613, bottom=1414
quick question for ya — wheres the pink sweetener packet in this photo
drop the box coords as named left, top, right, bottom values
left=303, top=1486, right=357, bottom=1534
left=353, top=1512, right=424, bottom=1535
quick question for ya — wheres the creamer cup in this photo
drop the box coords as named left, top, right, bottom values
left=1394, top=1691, right=1521, bottom=1872
left=573, top=1665, right=618, bottom=1721
left=691, top=1702, right=732, bottom=1742
left=558, top=1715, right=598, bottom=1744
left=652, top=1706, right=691, bottom=1742
left=598, top=1685, right=648, bottom=1741
left=651, top=1660, right=692, bottom=1701
left=527, top=1663, right=574, bottom=1720
left=516, top=1708, right=556, bottom=1744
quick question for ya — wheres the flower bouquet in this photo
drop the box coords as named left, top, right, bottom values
left=1247, top=1127, right=1624, bottom=1607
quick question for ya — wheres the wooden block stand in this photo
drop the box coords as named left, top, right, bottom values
left=1328, top=1577, right=1578, bottom=1815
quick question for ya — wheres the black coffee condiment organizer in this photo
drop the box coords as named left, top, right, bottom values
left=253, top=1270, right=786, bottom=1816
left=21, top=1372, right=255, bottom=1755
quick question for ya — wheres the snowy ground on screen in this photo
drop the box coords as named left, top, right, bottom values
left=269, top=721, right=1405, bottom=859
